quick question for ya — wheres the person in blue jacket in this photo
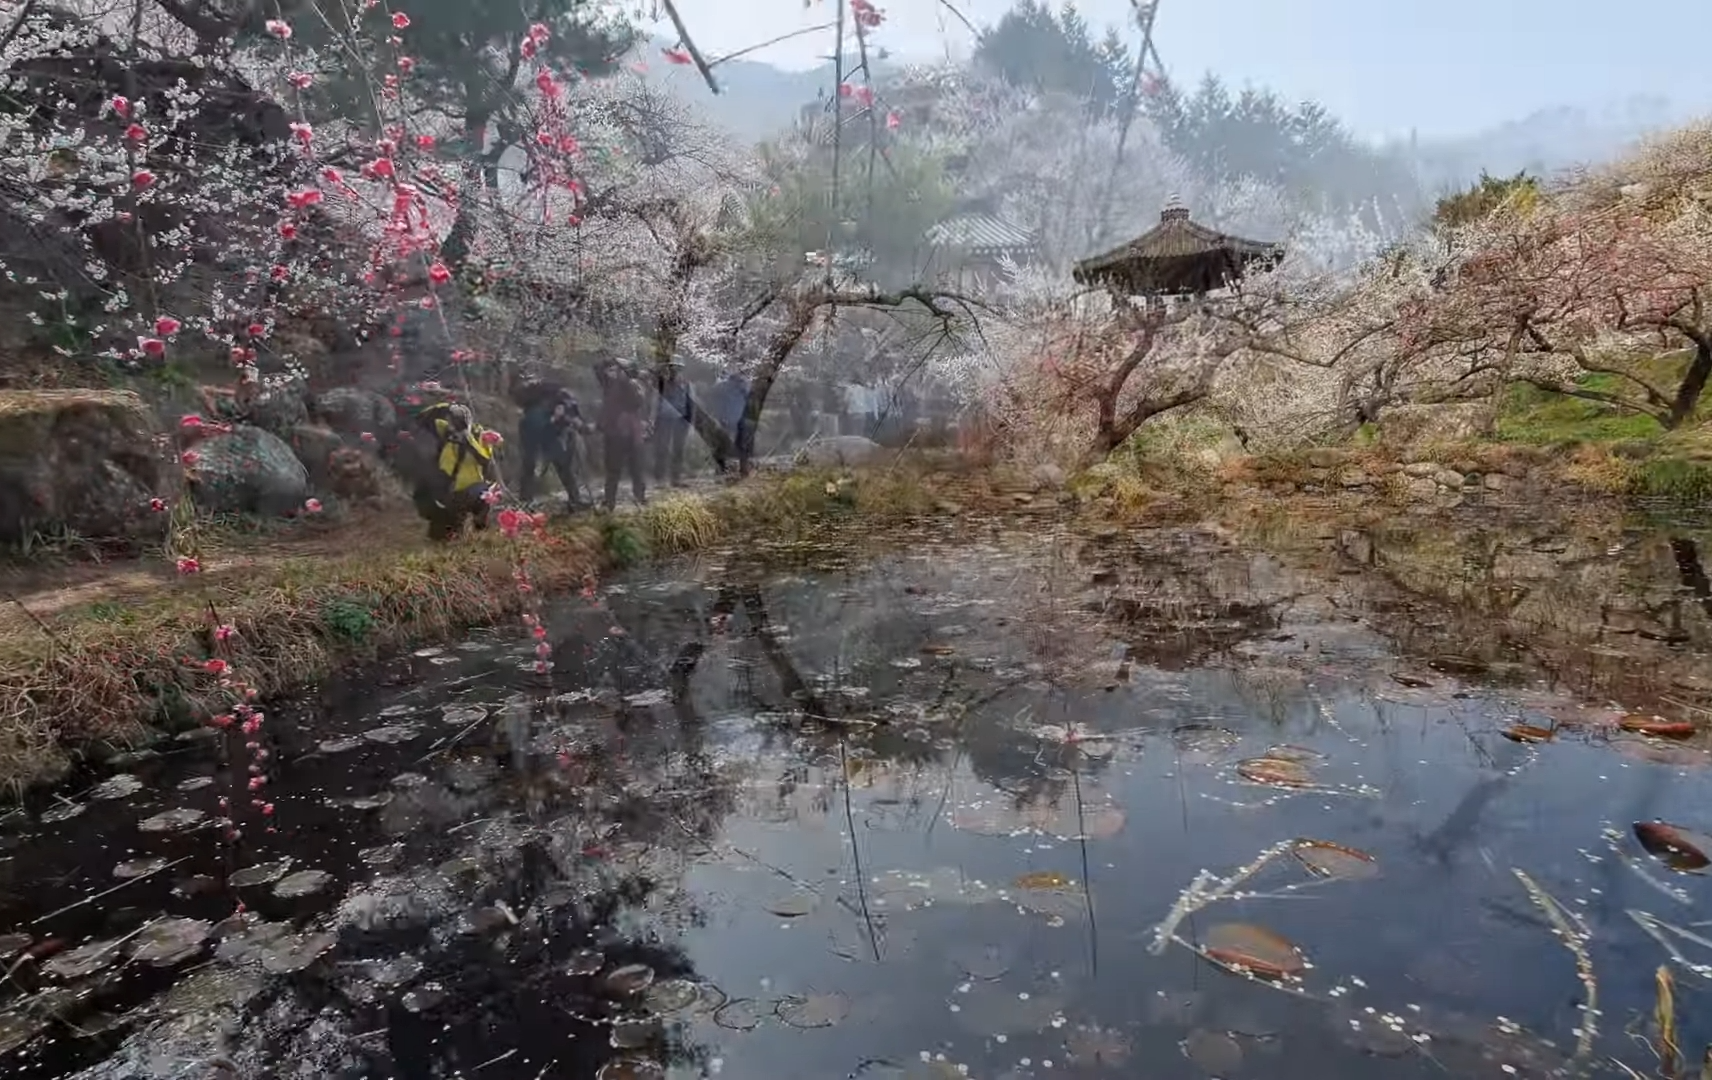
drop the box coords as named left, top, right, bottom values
left=709, top=369, right=750, bottom=474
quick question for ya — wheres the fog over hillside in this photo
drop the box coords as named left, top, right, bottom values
left=636, top=35, right=1698, bottom=204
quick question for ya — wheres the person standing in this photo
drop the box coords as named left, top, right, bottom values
left=595, top=358, right=648, bottom=512
left=519, top=387, right=588, bottom=509
left=709, top=369, right=750, bottom=474
left=652, top=360, right=694, bottom=487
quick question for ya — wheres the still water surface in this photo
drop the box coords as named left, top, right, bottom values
left=4, top=517, right=1712, bottom=1078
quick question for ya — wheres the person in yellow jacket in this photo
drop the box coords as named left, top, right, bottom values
left=413, top=402, right=502, bottom=541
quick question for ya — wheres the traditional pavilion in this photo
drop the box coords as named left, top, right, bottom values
left=925, top=200, right=1039, bottom=292
left=1073, top=199, right=1284, bottom=296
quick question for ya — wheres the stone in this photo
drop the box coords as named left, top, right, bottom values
left=1404, top=477, right=1439, bottom=500
left=797, top=435, right=884, bottom=467
left=312, top=387, right=397, bottom=438
left=286, top=424, right=345, bottom=489
left=0, top=389, right=168, bottom=546
left=1303, top=448, right=1344, bottom=468
left=1432, top=469, right=1465, bottom=489
left=1030, top=462, right=1068, bottom=489
left=1401, top=462, right=1438, bottom=479
left=189, top=425, right=309, bottom=516
left=1483, top=473, right=1510, bottom=491
left=246, top=380, right=310, bottom=436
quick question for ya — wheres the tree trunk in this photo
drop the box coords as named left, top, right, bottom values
left=1667, top=339, right=1712, bottom=429
left=1084, top=387, right=1209, bottom=466
left=738, top=304, right=817, bottom=477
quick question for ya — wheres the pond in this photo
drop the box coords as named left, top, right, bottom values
left=3, top=510, right=1712, bottom=1079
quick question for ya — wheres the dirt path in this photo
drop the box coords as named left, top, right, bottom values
left=0, top=507, right=430, bottom=622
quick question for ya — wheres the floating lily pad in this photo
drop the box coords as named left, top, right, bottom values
left=603, top=963, right=655, bottom=995
left=1264, top=744, right=1325, bottom=763
left=390, top=772, right=429, bottom=789
left=260, top=929, right=337, bottom=973
left=274, top=869, right=334, bottom=898
left=1634, top=821, right=1712, bottom=872
left=1066, top=1023, right=1131, bottom=1066
left=564, top=948, right=606, bottom=976
left=952, top=986, right=1063, bottom=1036
left=0, top=933, right=31, bottom=961
left=642, top=979, right=700, bottom=1015
left=0, top=1010, right=45, bottom=1055
left=215, top=918, right=293, bottom=964
left=318, top=737, right=363, bottom=754
left=359, top=843, right=404, bottom=868
left=401, top=981, right=445, bottom=1012
left=777, top=992, right=850, bottom=1029
left=440, top=705, right=489, bottom=726
left=41, top=802, right=84, bottom=824
left=114, top=857, right=169, bottom=879
left=42, top=938, right=122, bottom=979
left=712, top=997, right=765, bottom=1031
left=139, top=808, right=206, bottom=833
left=610, top=1018, right=663, bottom=1049
left=368, top=954, right=423, bottom=988
left=229, top=858, right=293, bottom=888
left=151, top=966, right=266, bottom=1017
left=362, top=724, right=420, bottom=745
left=1201, top=923, right=1305, bottom=979
left=129, top=918, right=211, bottom=966
left=347, top=792, right=394, bottom=810
left=1619, top=715, right=1696, bottom=739
left=90, top=774, right=144, bottom=800
left=1182, top=1028, right=1244, bottom=1073
left=177, top=776, right=215, bottom=791
left=765, top=891, right=818, bottom=917
left=1236, top=757, right=1312, bottom=788
left=1292, top=839, right=1378, bottom=880
left=412, top=647, right=444, bottom=658
left=947, top=943, right=1012, bottom=981
left=595, top=1059, right=665, bottom=1080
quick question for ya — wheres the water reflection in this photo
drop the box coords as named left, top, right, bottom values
left=2, top=517, right=1712, bottom=1078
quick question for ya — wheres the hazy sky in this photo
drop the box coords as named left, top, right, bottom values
left=651, top=0, right=1712, bottom=138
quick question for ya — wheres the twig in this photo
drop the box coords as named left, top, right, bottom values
left=1149, top=839, right=1298, bottom=954
left=838, top=735, right=881, bottom=962
left=5, top=590, right=70, bottom=655
left=33, top=856, right=191, bottom=925
left=1514, top=868, right=1598, bottom=1071
left=710, top=24, right=835, bottom=67
left=657, top=0, right=721, bottom=95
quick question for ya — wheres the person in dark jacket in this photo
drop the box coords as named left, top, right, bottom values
left=652, top=360, right=694, bottom=487
left=595, top=358, right=648, bottom=512
left=708, top=370, right=749, bottom=474
left=518, top=386, right=588, bottom=509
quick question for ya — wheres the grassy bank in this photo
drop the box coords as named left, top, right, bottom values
left=0, top=468, right=938, bottom=794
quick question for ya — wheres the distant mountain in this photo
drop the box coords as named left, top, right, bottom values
left=635, top=38, right=903, bottom=144
left=1404, top=96, right=1693, bottom=194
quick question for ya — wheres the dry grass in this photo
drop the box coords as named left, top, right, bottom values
left=0, top=466, right=942, bottom=795
left=0, top=387, right=149, bottom=420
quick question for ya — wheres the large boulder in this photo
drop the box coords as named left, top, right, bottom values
left=797, top=435, right=885, bottom=468
left=285, top=423, right=345, bottom=490
left=312, top=386, right=397, bottom=437
left=248, top=380, right=310, bottom=436
left=189, top=425, right=309, bottom=515
left=0, top=389, right=168, bottom=546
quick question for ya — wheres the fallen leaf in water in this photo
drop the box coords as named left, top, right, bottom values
left=0, top=1010, right=45, bottom=1055
left=401, top=981, right=445, bottom=1011
left=0, top=934, right=30, bottom=962
left=596, top=1057, right=666, bottom=1080
left=1183, top=1028, right=1244, bottom=1073
left=274, top=869, right=334, bottom=898
left=318, top=737, right=362, bottom=754
left=1201, top=923, right=1305, bottom=979
left=1014, top=870, right=1072, bottom=890
left=1390, top=673, right=1434, bottom=689
left=1620, top=715, right=1697, bottom=739
left=1236, top=757, right=1312, bottom=788
left=777, top=992, right=850, bottom=1028
left=1502, top=724, right=1554, bottom=744
left=922, top=644, right=956, bottom=656
left=1293, top=839, right=1378, bottom=880
left=229, top=858, right=293, bottom=888
left=90, top=774, right=143, bottom=800
left=439, top=705, right=489, bottom=726
left=610, top=1018, right=664, bottom=1049
left=1635, top=822, right=1712, bottom=872
left=128, top=918, right=211, bottom=966
left=177, top=776, right=214, bottom=792
left=138, top=808, right=205, bottom=833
